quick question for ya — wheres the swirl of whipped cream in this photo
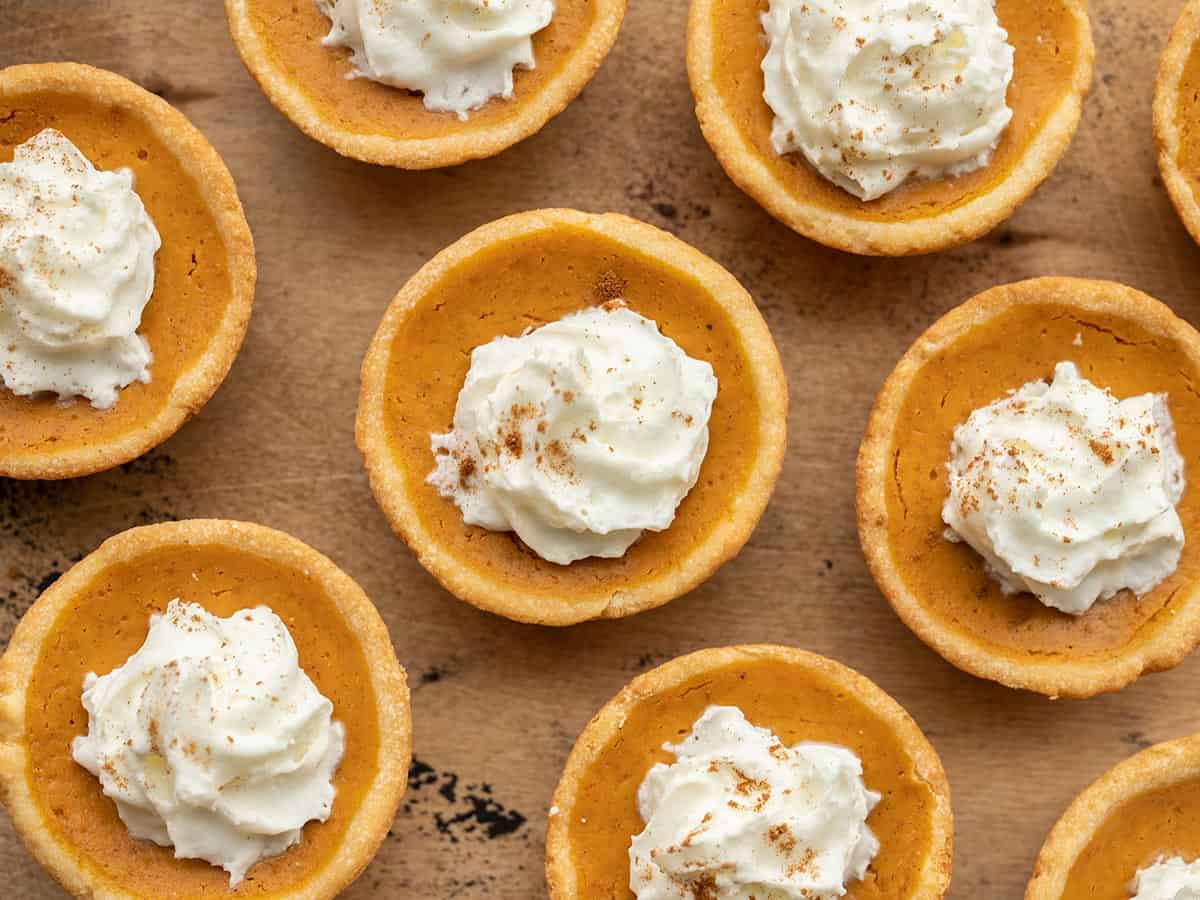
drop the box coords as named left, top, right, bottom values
left=630, top=705, right=880, bottom=900
left=943, top=361, right=1186, bottom=616
left=0, top=129, right=160, bottom=409
left=760, top=0, right=1015, bottom=201
left=71, top=600, right=345, bottom=886
left=1132, top=858, right=1200, bottom=900
left=316, top=0, right=554, bottom=119
left=428, top=303, right=718, bottom=565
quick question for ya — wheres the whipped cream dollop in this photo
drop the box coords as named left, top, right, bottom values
left=630, top=706, right=880, bottom=900
left=316, top=0, right=554, bottom=119
left=943, top=361, right=1186, bottom=616
left=71, top=600, right=345, bottom=886
left=760, top=0, right=1015, bottom=201
left=1131, top=858, right=1200, bottom=900
left=0, top=129, right=160, bottom=409
left=429, top=303, right=718, bottom=565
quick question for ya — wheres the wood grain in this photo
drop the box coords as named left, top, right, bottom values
left=1, top=0, right=1197, bottom=896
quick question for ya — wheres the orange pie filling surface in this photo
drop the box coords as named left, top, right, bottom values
left=886, top=304, right=1200, bottom=660
left=0, top=90, right=234, bottom=466
left=560, top=659, right=938, bottom=899
left=1060, top=779, right=1200, bottom=900
left=381, top=225, right=762, bottom=601
left=241, top=0, right=598, bottom=139
left=24, top=545, right=381, bottom=897
left=1173, top=37, right=1200, bottom=203
left=704, top=0, right=1080, bottom=222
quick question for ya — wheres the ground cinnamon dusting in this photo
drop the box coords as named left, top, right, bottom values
left=786, top=847, right=817, bottom=880
left=593, top=270, right=626, bottom=303
left=1088, top=438, right=1114, bottom=465
left=458, top=456, right=476, bottom=487
left=767, top=822, right=797, bottom=854
left=731, top=765, right=771, bottom=811
left=497, top=402, right=541, bottom=459
left=680, top=814, right=713, bottom=849
left=101, top=760, right=129, bottom=792
left=543, top=440, right=574, bottom=479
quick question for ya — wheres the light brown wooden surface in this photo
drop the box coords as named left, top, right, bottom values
left=1, top=0, right=1198, bottom=897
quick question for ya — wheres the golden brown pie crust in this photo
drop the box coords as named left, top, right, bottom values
left=1155, top=0, right=1200, bottom=246
left=857, top=277, right=1200, bottom=698
left=225, top=0, right=626, bottom=168
left=1026, top=733, right=1200, bottom=900
left=686, top=0, right=1094, bottom=256
left=545, top=645, right=953, bottom=900
left=0, top=519, right=411, bottom=899
left=356, top=209, right=788, bottom=626
left=0, top=63, right=256, bottom=481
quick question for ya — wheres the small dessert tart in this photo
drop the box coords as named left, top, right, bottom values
left=0, top=63, right=255, bottom=481
left=545, top=645, right=953, bottom=900
left=1155, top=0, right=1200, bottom=246
left=1026, top=733, right=1200, bottom=900
left=0, top=519, right=411, bottom=899
left=356, top=209, right=787, bottom=626
left=225, top=0, right=626, bottom=168
left=857, top=278, right=1200, bottom=698
left=686, top=0, right=1094, bottom=256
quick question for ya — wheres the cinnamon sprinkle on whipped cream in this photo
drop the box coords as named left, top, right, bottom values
left=630, top=706, right=880, bottom=900
left=942, top=361, right=1186, bottom=616
left=316, top=0, right=554, bottom=119
left=760, top=0, right=1015, bottom=201
left=428, top=303, right=717, bottom=565
left=0, top=129, right=160, bottom=409
left=71, top=601, right=344, bottom=886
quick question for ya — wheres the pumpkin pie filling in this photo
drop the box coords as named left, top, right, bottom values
left=1171, top=36, right=1200, bottom=203
left=886, top=303, right=1200, bottom=661
left=558, top=658, right=940, bottom=900
left=23, top=543, right=380, bottom=897
left=704, top=0, right=1080, bottom=223
left=381, top=225, right=762, bottom=602
left=1059, top=778, right=1200, bottom=900
left=0, top=90, right=235, bottom=467
left=240, top=0, right=597, bottom=140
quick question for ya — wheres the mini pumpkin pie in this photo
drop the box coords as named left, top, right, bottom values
left=545, top=644, right=953, bottom=899
left=1155, top=0, right=1200, bottom=247
left=225, top=0, right=626, bottom=168
left=1026, top=733, right=1200, bottom=900
left=356, top=208, right=788, bottom=626
left=857, top=277, right=1200, bottom=699
left=686, top=0, right=1094, bottom=256
left=0, top=519, right=411, bottom=899
left=0, top=63, right=256, bottom=481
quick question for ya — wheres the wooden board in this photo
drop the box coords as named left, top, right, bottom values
left=1, top=0, right=1198, bottom=896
